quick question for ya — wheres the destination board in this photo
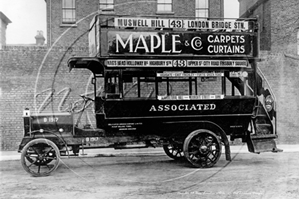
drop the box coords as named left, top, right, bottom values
left=114, top=18, right=249, bottom=31
left=105, top=60, right=248, bottom=67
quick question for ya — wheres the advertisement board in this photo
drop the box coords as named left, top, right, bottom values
left=107, top=31, right=253, bottom=56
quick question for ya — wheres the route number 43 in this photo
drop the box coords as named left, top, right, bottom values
left=169, top=20, right=184, bottom=28
left=173, top=60, right=187, bottom=67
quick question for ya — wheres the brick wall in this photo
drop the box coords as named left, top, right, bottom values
left=47, top=0, right=224, bottom=47
left=46, top=0, right=99, bottom=46
left=237, top=0, right=299, bottom=144
left=270, top=0, right=299, bottom=54
left=239, top=0, right=298, bottom=53
left=258, top=51, right=299, bottom=144
left=247, top=0, right=272, bottom=51
left=0, top=45, right=93, bottom=150
left=210, top=0, right=224, bottom=18
left=260, top=0, right=271, bottom=51
left=238, top=0, right=260, bottom=16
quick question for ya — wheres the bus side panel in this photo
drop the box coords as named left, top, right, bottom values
left=101, top=116, right=251, bottom=140
left=98, top=98, right=255, bottom=138
left=103, top=98, right=255, bottom=118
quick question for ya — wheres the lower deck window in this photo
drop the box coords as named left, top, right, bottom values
left=104, top=71, right=254, bottom=100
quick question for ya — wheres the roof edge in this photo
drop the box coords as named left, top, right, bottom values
left=239, top=0, right=269, bottom=18
left=0, top=12, right=12, bottom=24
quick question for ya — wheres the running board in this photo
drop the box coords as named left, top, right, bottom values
left=247, top=136, right=283, bottom=154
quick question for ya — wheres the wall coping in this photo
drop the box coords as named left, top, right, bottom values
left=0, top=45, right=89, bottom=52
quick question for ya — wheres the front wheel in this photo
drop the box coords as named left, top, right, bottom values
left=183, top=129, right=222, bottom=168
left=21, top=138, right=60, bottom=177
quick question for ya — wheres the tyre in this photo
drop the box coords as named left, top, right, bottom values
left=183, top=129, right=222, bottom=168
left=163, top=142, right=184, bottom=160
left=21, top=138, right=60, bottom=177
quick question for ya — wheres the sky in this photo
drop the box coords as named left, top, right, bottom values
left=0, top=0, right=239, bottom=45
left=0, top=0, right=47, bottom=44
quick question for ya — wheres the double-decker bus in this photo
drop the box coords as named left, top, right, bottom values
left=19, top=14, right=281, bottom=176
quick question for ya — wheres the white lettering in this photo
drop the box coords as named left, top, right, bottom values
left=208, top=35, right=214, bottom=43
left=134, top=34, right=149, bottom=52
left=165, top=105, right=170, bottom=111
left=149, top=105, right=157, bottom=111
left=203, top=104, right=209, bottom=110
left=150, top=35, right=161, bottom=53
left=210, top=104, right=216, bottom=110
left=149, top=104, right=216, bottom=112
left=172, top=35, right=182, bottom=53
left=240, top=35, right=245, bottom=43
left=208, top=45, right=213, bottom=53
left=207, top=35, right=246, bottom=44
left=171, top=105, right=177, bottom=111
left=197, top=104, right=203, bottom=110
left=161, top=35, right=171, bottom=53
left=116, top=34, right=133, bottom=53
left=178, top=104, right=185, bottom=111
left=190, top=104, right=197, bottom=110
left=158, top=105, right=164, bottom=111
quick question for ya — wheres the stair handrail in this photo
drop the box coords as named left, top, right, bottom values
left=257, top=66, right=277, bottom=102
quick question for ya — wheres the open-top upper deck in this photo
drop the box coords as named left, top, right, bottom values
left=69, top=15, right=259, bottom=74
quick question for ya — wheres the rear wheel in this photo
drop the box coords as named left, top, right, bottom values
left=163, top=141, right=184, bottom=160
left=21, top=138, right=60, bottom=177
left=183, top=129, right=222, bottom=168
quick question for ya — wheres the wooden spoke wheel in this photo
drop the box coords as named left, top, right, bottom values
left=163, top=142, right=184, bottom=160
left=183, top=129, right=222, bottom=168
left=21, top=138, right=60, bottom=177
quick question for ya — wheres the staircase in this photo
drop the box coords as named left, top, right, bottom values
left=247, top=103, right=281, bottom=153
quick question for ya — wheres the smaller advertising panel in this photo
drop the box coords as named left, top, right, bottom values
left=156, top=71, right=224, bottom=77
left=157, top=95, right=224, bottom=100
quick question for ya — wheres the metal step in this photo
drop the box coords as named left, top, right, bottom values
left=255, top=123, right=271, bottom=128
left=251, top=134, right=277, bottom=140
left=255, top=123, right=272, bottom=134
left=249, top=137, right=280, bottom=153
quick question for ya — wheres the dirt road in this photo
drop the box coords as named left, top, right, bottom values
left=0, top=149, right=298, bottom=199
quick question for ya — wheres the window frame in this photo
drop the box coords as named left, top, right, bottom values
left=99, top=0, right=114, bottom=11
left=103, top=69, right=255, bottom=100
left=62, top=0, right=76, bottom=24
left=157, top=0, right=173, bottom=13
left=195, top=0, right=209, bottom=18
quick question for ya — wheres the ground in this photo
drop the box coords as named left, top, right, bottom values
left=0, top=149, right=298, bottom=199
